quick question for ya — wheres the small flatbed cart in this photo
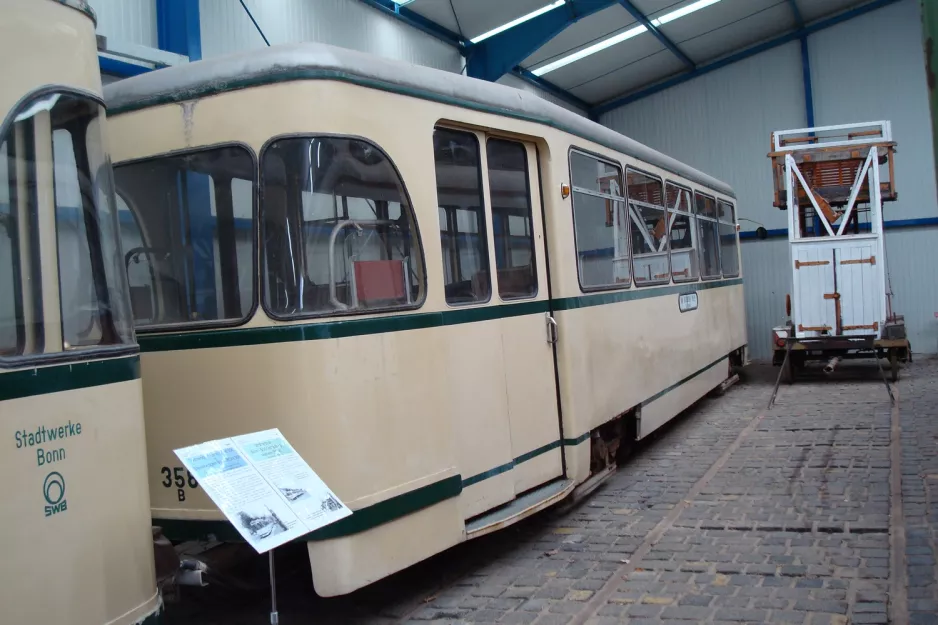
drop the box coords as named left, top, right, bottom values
left=767, top=121, right=910, bottom=383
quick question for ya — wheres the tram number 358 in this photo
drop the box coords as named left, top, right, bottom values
left=160, top=466, right=199, bottom=502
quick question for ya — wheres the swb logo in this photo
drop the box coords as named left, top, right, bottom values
left=43, top=471, right=67, bottom=517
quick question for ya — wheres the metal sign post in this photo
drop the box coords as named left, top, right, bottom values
left=172, top=428, right=353, bottom=625
left=269, top=549, right=278, bottom=625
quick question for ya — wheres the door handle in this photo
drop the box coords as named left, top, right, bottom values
left=546, top=314, right=558, bottom=345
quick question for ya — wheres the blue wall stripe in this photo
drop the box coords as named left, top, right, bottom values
left=739, top=217, right=938, bottom=240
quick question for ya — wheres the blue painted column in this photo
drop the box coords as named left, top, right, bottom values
left=157, top=0, right=202, bottom=60
left=156, top=1, right=211, bottom=318
left=179, top=171, right=217, bottom=321
left=800, top=36, right=816, bottom=127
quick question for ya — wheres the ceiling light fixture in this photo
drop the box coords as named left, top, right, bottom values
left=531, top=0, right=722, bottom=76
left=471, top=0, right=566, bottom=44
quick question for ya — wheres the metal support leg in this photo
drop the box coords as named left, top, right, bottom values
left=768, top=339, right=793, bottom=409
left=875, top=353, right=896, bottom=405
left=269, top=550, right=278, bottom=625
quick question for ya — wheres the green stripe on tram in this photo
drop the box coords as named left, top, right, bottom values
left=150, top=347, right=740, bottom=544
left=0, top=355, right=141, bottom=401
left=138, top=279, right=742, bottom=353
left=641, top=355, right=726, bottom=407
left=154, top=474, right=464, bottom=544
left=551, top=277, right=742, bottom=311
left=462, top=439, right=565, bottom=488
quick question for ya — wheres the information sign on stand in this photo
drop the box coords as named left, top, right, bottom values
left=174, top=428, right=350, bottom=553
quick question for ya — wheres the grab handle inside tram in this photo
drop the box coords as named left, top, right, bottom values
left=327, top=218, right=401, bottom=311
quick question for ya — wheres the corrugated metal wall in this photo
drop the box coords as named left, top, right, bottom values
left=199, top=0, right=462, bottom=72
left=810, top=0, right=937, bottom=222
left=196, top=0, right=587, bottom=117
left=88, top=0, right=158, bottom=48
left=600, top=43, right=806, bottom=359
left=809, top=0, right=938, bottom=358
left=600, top=0, right=938, bottom=360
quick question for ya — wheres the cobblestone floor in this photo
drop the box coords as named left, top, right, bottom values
left=164, top=359, right=936, bottom=624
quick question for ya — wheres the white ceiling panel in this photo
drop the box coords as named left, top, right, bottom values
left=654, top=0, right=789, bottom=43
left=522, top=5, right=634, bottom=68
left=798, top=0, right=874, bottom=23
left=677, top=2, right=797, bottom=64
left=405, top=0, right=892, bottom=106
left=408, top=0, right=558, bottom=41
left=628, top=0, right=692, bottom=16
left=535, top=27, right=666, bottom=89
left=405, top=0, right=460, bottom=34
left=570, top=49, right=687, bottom=103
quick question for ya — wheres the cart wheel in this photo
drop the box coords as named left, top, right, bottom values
left=889, top=348, right=899, bottom=382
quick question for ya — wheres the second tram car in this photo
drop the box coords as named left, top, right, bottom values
left=104, top=43, right=746, bottom=596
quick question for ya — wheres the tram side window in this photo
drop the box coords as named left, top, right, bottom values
left=434, top=128, right=490, bottom=305
left=718, top=200, right=739, bottom=277
left=626, top=169, right=668, bottom=286
left=1, top=92, right=132, bottom=361
left=666, top=183, right=698, bottom=282
left=0, top=138, right=25, bottom=356
left=114, top=147, right=254, bottom=328
left=695, top=193, right=721, bottom=279
left=570, top=151, right=628, bottom=289
left=52, top=104, right=133, bottom=349
left=262, top=137, right=423, bottom=317
left=487, top=139, right=536, bottom=299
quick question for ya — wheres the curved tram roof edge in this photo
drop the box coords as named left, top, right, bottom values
left=103, top=42, right=735, bottom=200
left=53, top=0, right=97, bottom=25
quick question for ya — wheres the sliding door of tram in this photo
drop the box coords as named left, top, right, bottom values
left=434, top=129, right=563, bottom=520
left=487, top=138, right=563, bottom=494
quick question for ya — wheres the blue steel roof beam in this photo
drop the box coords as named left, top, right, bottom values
left=157, top=0, right=202, bottom=61
left=466, top=0, right=619, bottom=82
left=787, top=0, right=804, bottom=26
left=592, top=0, right=903, bottom=116
left=617, top=0, right=694, bottom=69
left=358, top=0, right=469, bottom=50
left=512, top=68, right=593, bottom=112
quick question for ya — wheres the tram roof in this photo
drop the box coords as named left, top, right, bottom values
left=104, top=42, right=734, bottom=199
left=56, top=0, right=96, bottom=25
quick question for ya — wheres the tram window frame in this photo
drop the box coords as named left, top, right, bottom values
left=113, top=142, right=259, bottom=331
left=434, top=127, right=492, bottom=306
left=486, top=137, right=538, bottom=301
left=0, top=87, right=136, bottom=367
left=625, top=167, right=670, bottom=287
left=0, top=124, right=35, bottom=358
left=568, top=147, right=630, bottom=292
left=665, top=181, right=699, bottom=283
left=260, top=133, right=426, bottom=320
left=717, top=199, right=740, bottom=278
left=694, top=191, right=722, bottom=281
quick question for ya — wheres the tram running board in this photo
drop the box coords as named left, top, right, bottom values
left=709, top=373, right=740, bottom=397
left=568, top=465, right=616, bottom=505
left=465, top=478, right=575, bottom=539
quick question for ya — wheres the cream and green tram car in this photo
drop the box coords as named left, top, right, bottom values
left=104, top=42, right=746, bottom=597
left=0, top=0, right=161, bottom=623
